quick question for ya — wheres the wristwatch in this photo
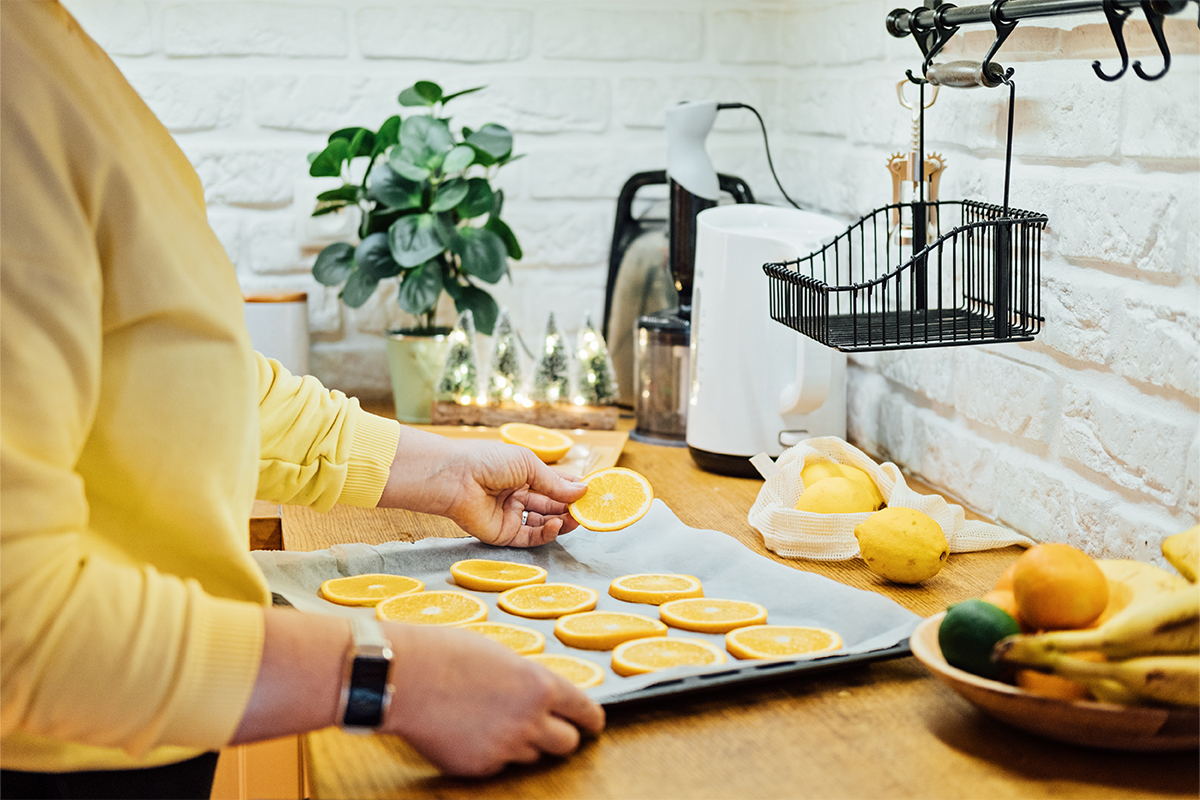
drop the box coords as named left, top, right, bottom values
left=339, top=616, right=395, bottom=733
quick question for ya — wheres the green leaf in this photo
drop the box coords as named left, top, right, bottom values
left=401, top=116, right=454, bottom=157
left=485, top=216, right=522, bottom=260
left=368, top=166, right=424, bottom=210
left=328, top=127, right=375, bottom=158
left=387, top=153, right=431, bottom=182
left=466, top=124, right=512, bottom=161
left=441, top=144, right=475, bottom=176
left=316, top=185, right=360, bottom=203
left=491, top=188, right=505, bottom=217
left=340, top=267, right=379, bottom=308
left=455, top=226, right=507, bottom=283
left=441, top=85, right=485, bottom=104
left=371, top=115, right=401, bottom=158
left=312, top=203, right=348, bottom=217
left=396, top=260, right=443, bottom=317
left=452, top=284, right=499, bottom=336
left=312, top=242, right=355, bottom=285
left=456, top=178, right=494, bottom=219
left=398, top=81, right=443, bottom=107
left=308, top=138, right=349, bottom=177
left=388, top=213, right=444, bottom=268
left=355, top=232, right=402, bottom=279
left=432, top=212, right=459, bottom=249
left=429, top=178, right=469, bottom=213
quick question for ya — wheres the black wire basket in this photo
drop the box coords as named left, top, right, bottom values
left=764, top=198, right=1047, bottom=352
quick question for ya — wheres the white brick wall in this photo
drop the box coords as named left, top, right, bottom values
left=67, top=0, right=1199, bottom=560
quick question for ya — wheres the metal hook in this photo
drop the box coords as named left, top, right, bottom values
left=1132, top=0, right=1171, bottom=80
left=922, top=3, right=961, bottom=76
left=1092, top=0, right=1132, bottom=80
left=981, top=0, right=1017, bottom=87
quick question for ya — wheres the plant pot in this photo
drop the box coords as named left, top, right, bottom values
left=386, top=328, right=451, bottom=424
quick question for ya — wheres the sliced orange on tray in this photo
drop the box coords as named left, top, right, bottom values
left=459, top=622, right=546, bottom=655
left=499, top=422, right=574, bottom=464
left=450, top=559, right=548, bottom=592
left=612, top=637, right=727, bottom=677
left=568, top=467, right=654, bottom=531
left=375, top=590, right=488, bottom=626
left=554, top=611, right=669, bottom=650
left=609, top=573, right=704, bottom=605
left=659, top=597, right=768, bottom=634
left=318, top=573, right=424, bottom=606
left=725, top=625, right=843, bottom=660
left=497, top=582, right=599, bottom=619
left=525, top=653, right=605, bottom=688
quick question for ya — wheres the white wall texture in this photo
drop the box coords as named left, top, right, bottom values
left=66, top=0, right=1199, bottom=562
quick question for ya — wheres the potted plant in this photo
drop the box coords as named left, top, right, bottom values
left=307, top=80, right=522, bottom=422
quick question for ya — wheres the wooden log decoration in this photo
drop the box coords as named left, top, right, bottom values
left=431, top=401, right=619, bottom=430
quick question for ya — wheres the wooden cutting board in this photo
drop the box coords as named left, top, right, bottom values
left=410, top=424, right=628, bottom=477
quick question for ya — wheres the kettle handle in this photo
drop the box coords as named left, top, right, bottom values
left=778, top=334, right=832, bottom=417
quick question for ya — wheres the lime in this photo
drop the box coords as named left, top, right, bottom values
left=937, top=598, right=1021, bottom=680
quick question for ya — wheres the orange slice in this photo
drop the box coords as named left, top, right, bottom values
left=459, top=622, right=546, bottom=655
left=450, top=559, right=548, bottom=592
left=525, top=653, right=605, bottom=689
left=375, top=590, right=487, bottom=626
left=318, top=573, right=424, bottom=607
left=659, top=597, right=768, bottom=634
left=499, top=422, right=574, bottom=464
left=608, top=573, right=704, bottom=605
left=554, top=611, right=669, bottom=651
left=725, top=625, right=843, bottom=660
left=612, top=637, right=727, bottom=677
left=497, top=582, right=599, bottom=619
left=568, top=467, right=654, bottom=531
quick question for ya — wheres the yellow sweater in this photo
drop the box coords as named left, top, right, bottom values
left=0, top=2, right=400, bottom=772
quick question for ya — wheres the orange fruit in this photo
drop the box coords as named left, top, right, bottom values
left=568, top=467, right=654, bottom=531
left=993, top=561, right=1018, bottom=592
left=658, top=597, right=768, bottom=634
left=318, top=573, right=423, bottom=606
left=375, top=590, right=487, bottom=626
left=459, top=622, right=546, bottom=655
left=525, top=653, right=605, bottom=688
left=725, top=625, right=843, bottom=660
left=497, top=582, right=599, bottom=619
left=1015, top=651, right=1106, bottom=701
left=450, top=559, right=547, bottom=592
left=499, top=423, right=574, bottom=463
left=608, top=573, right=704, bottom=605
left=554, top=611, right=668, bottom=650
left=1012, top=543, right=1109, bottom=630
left=611, top=637, right=727, bottom=677
left=980, top=589, right=1025, bottom=629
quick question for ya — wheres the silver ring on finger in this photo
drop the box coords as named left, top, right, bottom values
left=521, top=510, right=529, bottom=526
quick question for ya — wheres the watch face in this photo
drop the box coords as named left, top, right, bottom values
left=344, top=654, right=390, bottom=728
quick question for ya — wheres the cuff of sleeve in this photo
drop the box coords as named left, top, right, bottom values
left=339, top=406, right=401, bottom=508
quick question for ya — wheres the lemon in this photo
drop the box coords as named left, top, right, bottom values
left=854, top=507, right=949, bottom=583
left=938, top=598, right=1021, bottom=680
left=794, top=477, right=875, bottom=515
left=800, top=460, right=885, bottom=510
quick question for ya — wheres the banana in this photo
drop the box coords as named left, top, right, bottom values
left=995, top=588, right=1200, bottom=662
left=1017, top=652, right=1200, bottom=707
left=1162, top=525, right=1199, bottom=583
left=1096, top=559, right=1191, bottom=600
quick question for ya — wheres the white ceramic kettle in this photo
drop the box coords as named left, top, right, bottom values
left=686, top=204, right=847, bottom=477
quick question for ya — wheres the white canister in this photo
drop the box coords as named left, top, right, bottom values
left=242, top=291, right=310, bottom=376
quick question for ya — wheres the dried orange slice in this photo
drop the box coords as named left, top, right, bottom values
left=608, top=573, right=704, bottom=605
left=612, top=637, right=727, bottom=677
left=375, top=590, right=487, bottom=626
left=554, top=611, right=669, bottom=651
left=568, top=467, right=653, bottom=531
left=459, top=622, right=546, bottom=655
left=525, top=653, right=605, bottom=689
left=659, top=597, right=768, bottom=634
left=497, top=582, right=599, bottom=619
left=499, top=422, right=574, bottom=464
left=318, top=573, right=424, bottom=607
left=450, top=559, right=548, bottom=592
left=725, top=625, right=843, bottom=660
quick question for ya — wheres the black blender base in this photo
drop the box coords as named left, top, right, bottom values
left=687, top=446, right=763, bottom=479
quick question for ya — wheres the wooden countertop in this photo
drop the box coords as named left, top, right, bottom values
left=279, top=413, right=1199, bottom=800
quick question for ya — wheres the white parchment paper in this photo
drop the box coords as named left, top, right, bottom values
left=252, top=500, right=920, bottom=703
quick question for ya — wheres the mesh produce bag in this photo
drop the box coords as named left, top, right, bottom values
left=748, top=437, right=1031, bottom=561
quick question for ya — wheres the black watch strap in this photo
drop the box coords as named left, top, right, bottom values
left=340, top=617, right=394, bottom=733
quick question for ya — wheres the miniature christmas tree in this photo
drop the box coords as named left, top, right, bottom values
left=435, top=309, right=481, bottom=404
left=486, top=308, right=522, bottom=404
left=531, top=312, right=570, bottom=404
left=573, top=313, right=617, bottom=405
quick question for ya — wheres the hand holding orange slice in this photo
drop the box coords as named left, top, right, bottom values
left=318, top=573, right=424, bottom=606
left=499, top=422, right=574, bottom=464
left=612, top=637, right=727, bottom=676
left=568, top=467, right=653, bottom=531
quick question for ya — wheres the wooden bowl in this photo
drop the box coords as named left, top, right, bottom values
left=910, top=613, right=1199, bottom=752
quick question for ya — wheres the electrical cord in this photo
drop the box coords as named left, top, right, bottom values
left=717, top=102, right=805, bottom=210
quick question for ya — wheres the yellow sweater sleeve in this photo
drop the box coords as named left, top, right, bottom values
left=255, top=354, right=400, bottom=510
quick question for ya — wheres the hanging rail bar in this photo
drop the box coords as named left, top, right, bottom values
left=887, top=0, right=1192, bottom=38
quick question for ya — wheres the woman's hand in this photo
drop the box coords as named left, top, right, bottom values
left=376, top=426, right=587, bottom=547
